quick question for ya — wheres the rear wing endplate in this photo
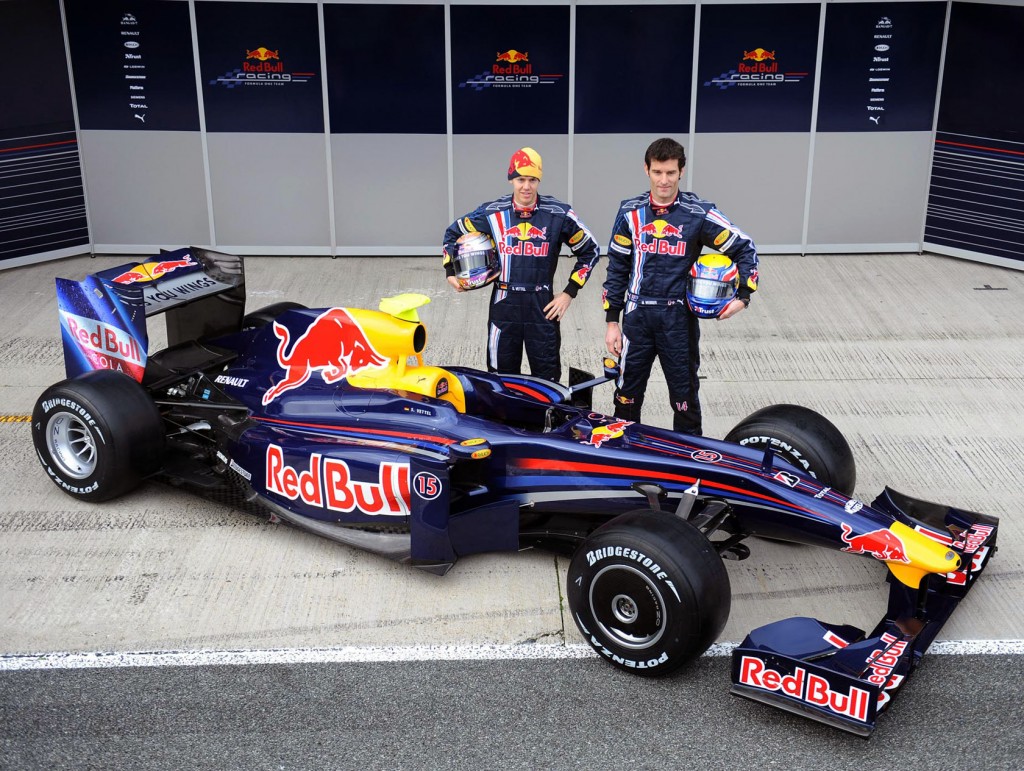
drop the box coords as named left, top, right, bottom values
left=55, top=247, right=245, bottom=381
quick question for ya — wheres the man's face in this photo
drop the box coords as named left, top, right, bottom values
left=511, top=176, right=539, bottom=207
left=645, top=158, right=683, bottom=204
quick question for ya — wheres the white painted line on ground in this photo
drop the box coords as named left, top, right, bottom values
left=2, top=640, right=1023, bottom=671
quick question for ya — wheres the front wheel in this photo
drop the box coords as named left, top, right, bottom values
left=725, top=404, right=856, bottom=496
left=567, top=510, right=730, bottom=677
left=32, top=370, right=165, bottom=502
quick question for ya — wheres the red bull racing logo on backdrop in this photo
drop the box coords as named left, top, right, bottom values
left=704, top=45, right=807, bottom=90
left=458, top=48, right=563, bottom=91
left=210, top=45, right=316, bottom=88
left=262, top=308, right=387, bottom=405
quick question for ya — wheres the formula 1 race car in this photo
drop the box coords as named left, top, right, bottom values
left=33, top=248, right=998, bottom=736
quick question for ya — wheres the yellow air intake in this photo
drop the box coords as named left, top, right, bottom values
left=344, top=297, right=466, bottom=413
left=885, top=521, right=961, bottom=588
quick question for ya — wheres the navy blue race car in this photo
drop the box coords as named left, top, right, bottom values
left=33, top=248, right=998, bottom=736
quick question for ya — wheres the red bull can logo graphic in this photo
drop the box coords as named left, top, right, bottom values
left=262, top=308, right=388, bottom=405
left=839, top=522, right=910, bottom=563
left=583, top=420, right=632, bottom=448
left=111, top=254, right=197, bottom=284
left=265, top=444, right=410, bottom=517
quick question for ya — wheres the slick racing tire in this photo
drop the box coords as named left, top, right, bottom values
left=725, top=404, right=856, bottom=496
left=567, top=510, right=730, bottom=677
left=241, top=301, right=308, bottom=331
left=32, top=370, right=165, bottom=503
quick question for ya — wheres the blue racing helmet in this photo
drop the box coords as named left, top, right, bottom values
left=453, top=232, right=499, bottom=291
left=687, top=253, right=739, bottom=318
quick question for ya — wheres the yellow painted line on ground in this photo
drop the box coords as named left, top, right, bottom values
left=0, top=415, right=31, bottom=423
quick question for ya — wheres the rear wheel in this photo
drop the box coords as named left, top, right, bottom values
left=32, top=370, right=164, bottom=502
left=725, top=404, right=856, bottom=495
left=567, top=510, right=730, bottom=677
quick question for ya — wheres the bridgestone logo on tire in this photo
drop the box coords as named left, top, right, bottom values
left=739, top=436, right=812, bottom=473
left=41, top=398, right=95, bottom=426
left=586, top=547, right=669, bottom=580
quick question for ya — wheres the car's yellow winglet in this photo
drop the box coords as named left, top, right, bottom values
left=379, top=293, right=431, bottom=323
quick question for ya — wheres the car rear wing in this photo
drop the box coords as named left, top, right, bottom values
left=55, top=247, right=245, bottom=382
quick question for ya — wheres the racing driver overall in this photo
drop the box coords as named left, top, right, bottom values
left=442, top=195, right=600, bottom=383
left=603, top=192, right=759, bottom=434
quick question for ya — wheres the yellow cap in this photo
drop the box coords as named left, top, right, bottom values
left=507, top=147, right=542, bottom=180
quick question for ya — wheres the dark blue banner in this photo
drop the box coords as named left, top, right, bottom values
left=64, top=0, right=200, bottom=132
left=575, top=5, right=695, bottom=134
left=816, top=2, right=946, bottom=132
left=450, top=5, right=570, bottom=135
left=1, top=0, right=88, bottom=261
left=325, top=4, right=446, bottom=134
left=696, top=3, right=819, bottom=133
left=196, top=1, right=323, bottom=133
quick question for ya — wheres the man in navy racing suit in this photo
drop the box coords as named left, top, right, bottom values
left=442, top=147, right=600, bottom=383
left=603, top=137, right=759, bottom=435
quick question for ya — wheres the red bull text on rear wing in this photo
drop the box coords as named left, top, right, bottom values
left=55, top=247, right=246, bottom=381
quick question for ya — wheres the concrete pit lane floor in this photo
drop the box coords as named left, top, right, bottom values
left=0, top=252, right=1021, bottom=766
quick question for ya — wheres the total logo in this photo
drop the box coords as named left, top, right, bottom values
left=265, top=444, right=411, bottom=517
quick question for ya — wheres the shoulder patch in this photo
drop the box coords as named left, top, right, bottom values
left=714, top=229, right=730, bottom=247
left=569, top=230, right=585, bottom=245
left=614, top=234, right=632, bottom=247
left=463, top=218, right=477, bottom=232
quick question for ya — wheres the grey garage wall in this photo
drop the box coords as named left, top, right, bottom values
left=2, top=0, right=1022, bottom=268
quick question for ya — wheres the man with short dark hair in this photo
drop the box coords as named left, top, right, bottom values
left=442, top=147, right=600, bottom=383
left=603, top=137, right=759, bottom=435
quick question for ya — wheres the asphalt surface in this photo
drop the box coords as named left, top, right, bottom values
left=2, top=656, right=1021, bottom=770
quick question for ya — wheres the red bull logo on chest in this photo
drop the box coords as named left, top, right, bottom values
left=500, top=222, right=550, bottom=256
left=262, top=308, right=387, bottom=405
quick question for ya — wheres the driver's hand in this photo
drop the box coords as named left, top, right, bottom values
left=447, top=276, right=465, bottom=293
left=544, top=292, right=572, bottom=321
left=717, top=298, right=746, bottom=320
left=605, top=322, right=622, bottom=356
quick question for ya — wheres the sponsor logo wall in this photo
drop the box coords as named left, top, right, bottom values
left=4, top=1, right=1022, bottom=265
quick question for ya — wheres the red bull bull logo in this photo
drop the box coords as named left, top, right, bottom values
left=584, top=420, right=632, bottom=448
left=496, top=50, right=529, bottom=64
left=635, top=219, right=686, bottom=256
left=571, top=264, right=593, bottom=286
left=637, top=219, right=682, bottom=239
left=244, top=46, right=283, bottom=73
left=512, top=222, right=546, bottom=240
left=739, top=47, right=779, bottom=74
left=262, top=308, right=388, bottom=405
left=499, top=223, right=550, bottom=257
left=743, top=48, right=775, bottom=62
left=839, top=522, right=910, bottom=564
left=247, top=47, right=280, bottom=61
left=111, top=255, right=198, bottom=284
left=265, top=444, right=410, bottom=517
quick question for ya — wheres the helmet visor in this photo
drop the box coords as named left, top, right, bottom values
left=688, top=277, right=735, bottom=302
left=454, top=247, right=494, bottom=274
